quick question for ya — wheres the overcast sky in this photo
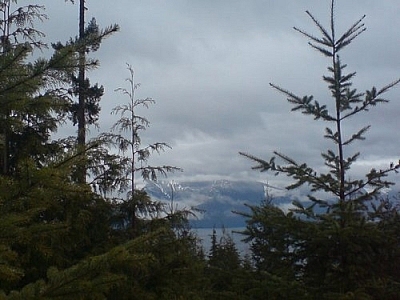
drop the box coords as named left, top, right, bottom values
left=37, top=0, right=400, bottom=190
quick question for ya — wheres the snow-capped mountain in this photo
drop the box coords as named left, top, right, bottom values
left=144, top=180, right=293, bottom=228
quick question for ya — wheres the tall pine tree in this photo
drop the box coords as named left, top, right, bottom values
left=57, top=0, right=119, bottom=183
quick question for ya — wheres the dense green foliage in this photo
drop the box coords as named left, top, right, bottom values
left=0, top=1, right=204, bottom=299
left=0, top=0, right=399, bottom=299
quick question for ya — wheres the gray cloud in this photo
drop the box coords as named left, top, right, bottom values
left=38, top=0, right=400, bottom=189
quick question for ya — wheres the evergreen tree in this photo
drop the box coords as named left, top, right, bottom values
left=104, top=226, right=207, bottom=300
left=204, top=228, right=273, bottom=300
left=240, top=1, right=400, bottom=298
left=208, top=228, right=241, bottom=271
left=0, top=154, right=115, bottom=294
left=0, top=1, right=46, bottom=50
left=0, top=0, right=48, bottom=175
left=0, top=1, right=127, bottom=297
left=0, top=2, right=209, bottom=299
left=87, top=66, right=207, bottom=299
left=1, top=229, right=162, bottom=299
left=205, top=228, right=255, bottom=299
left=56, top=0, right=119, bottom=183
left=98, top=64, right=181, bottom=237
left=77, top=0, right=86, bottom=151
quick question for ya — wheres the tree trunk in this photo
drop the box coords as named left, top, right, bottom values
left=77, top=0, right=86, bottom=183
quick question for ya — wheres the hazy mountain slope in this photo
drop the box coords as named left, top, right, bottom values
left=145, top=180, right=293, bottom=228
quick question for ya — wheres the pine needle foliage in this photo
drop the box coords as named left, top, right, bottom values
left=0, top=2, right=206, bottom=299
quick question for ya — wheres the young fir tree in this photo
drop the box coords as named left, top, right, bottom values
left=240, top=1, right=400, bottom=298
left=98, top=64, right=181, bottom=237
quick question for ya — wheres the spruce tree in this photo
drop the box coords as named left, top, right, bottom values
left=240, top=1, right=400, bottom=298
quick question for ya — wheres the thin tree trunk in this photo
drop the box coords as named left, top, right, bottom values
left=1, top=1, right=11, bottom=175
left=77, top=0, right=86, bottom=183
left=130, top=72, right=136, bottom=237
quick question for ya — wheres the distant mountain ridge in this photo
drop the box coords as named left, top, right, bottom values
left=144, top=180, right=400, bottom=228
left=144, top=180, right=293, bottom=228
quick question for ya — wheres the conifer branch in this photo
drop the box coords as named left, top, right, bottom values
left=270, top=83, right=335, bottom=121
left=294, top=11, right=333, bottom=47
left=342, top=125, right=370, bottom=145
left=340, top=79, right=400, bottom=120
left=335, top=15, right=366, bottom=52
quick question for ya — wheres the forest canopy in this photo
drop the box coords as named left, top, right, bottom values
left=0, top=0, right=399, bottom=299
